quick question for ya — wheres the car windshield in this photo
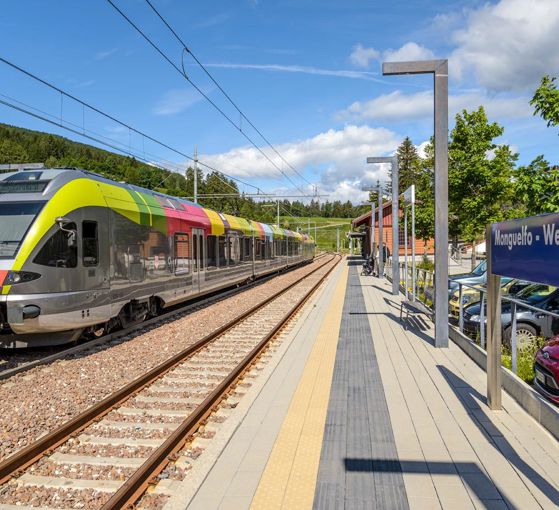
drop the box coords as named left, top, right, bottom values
left=516, top=283, right=557, bottom=305
left=0, top=202, right=45, bottom=258
left=471, top=260, right=487, bottom=276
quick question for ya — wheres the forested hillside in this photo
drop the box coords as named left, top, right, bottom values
left=0, top=123, right=367, bottom=224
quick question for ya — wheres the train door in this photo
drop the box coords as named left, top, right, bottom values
left=191, top=228, right=204, bottom=293
left=127, top=244, right=145, bottom=282
left=77, top=208, right=110, bottom=292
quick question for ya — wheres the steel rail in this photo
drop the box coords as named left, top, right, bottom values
left=0, top=255, right=328, bottom=381
left=0, top=254, right=338, bottom=486
left=103, top=253, right=341, bottom=508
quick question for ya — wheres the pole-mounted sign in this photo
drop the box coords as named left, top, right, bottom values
left=402, top=185, right=416, bottom=300
left=490, top=214, right=559, bottom=286
left=486, top=212, right=559, bottom=410
left=366, top=156, right=399, bottom=295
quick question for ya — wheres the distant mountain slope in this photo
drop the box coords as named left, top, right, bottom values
left=0, top=123, right=192, bottom=197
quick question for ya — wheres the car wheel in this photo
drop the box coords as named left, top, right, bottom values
left=504, top=323, right=537, bottom=350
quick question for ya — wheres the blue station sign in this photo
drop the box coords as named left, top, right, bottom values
left=491, top=213, right=559, bottom=286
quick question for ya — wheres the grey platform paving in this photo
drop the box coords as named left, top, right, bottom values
left=183, top=260, right=346, bottom=510
left=313, top=261, right=409, bottom=509
left=177, top=256, right=559, bottom=509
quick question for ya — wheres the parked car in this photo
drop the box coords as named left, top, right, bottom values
left=462, top=284, right=559, bottom=348
left=448, top=260, right=487, bottom=297
left=424, top=260, right=487, bottom=304
left=534, top=336, right=559, bottom=404
left=449, top=278, right=531, bottom=318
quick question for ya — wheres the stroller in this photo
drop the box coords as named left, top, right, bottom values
left=361, top=255, right=375, bottom=276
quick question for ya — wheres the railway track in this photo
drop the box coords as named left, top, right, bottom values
left=0, top=252, right=330, bottom=381
left=0, top=253, right=340, bottom=509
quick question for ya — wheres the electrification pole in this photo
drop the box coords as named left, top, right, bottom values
left=361, top=185, right=377, bottom=259
left=366, top=156, right=399, bottom=294
left=336, top=227, right=340, bottom=254
left=193, top=145, right=198, bottom=204
left=378, top=180, right=384, bottom=278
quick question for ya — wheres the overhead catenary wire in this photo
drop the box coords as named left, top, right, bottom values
left=0, top=55, right=269, bottom=196
left=105, top=0, right=313, bottom=198
left=143, top=0, right=314, bottom=189
left=0, top=95, right=278, bottom=214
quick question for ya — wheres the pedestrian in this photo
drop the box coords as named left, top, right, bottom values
left=382, top=243, right=390, bottom=276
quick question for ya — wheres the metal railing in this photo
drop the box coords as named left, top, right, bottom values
left=394, top=263, right=559, bottom=376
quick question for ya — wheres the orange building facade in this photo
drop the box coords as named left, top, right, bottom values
left=352, top=201, right=435, bottom=257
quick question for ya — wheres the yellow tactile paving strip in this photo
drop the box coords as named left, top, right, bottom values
left=250, top=263, right=348, bottom=510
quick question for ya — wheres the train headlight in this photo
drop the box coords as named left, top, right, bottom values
left=3, top=271, right=41, bottom=285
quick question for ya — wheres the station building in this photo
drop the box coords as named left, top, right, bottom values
left=352, top=200, right=435, bottom=258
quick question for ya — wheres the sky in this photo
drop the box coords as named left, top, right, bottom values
left=1, top=0, right=558, bottom=204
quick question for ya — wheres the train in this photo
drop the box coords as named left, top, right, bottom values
left=0, top=167, right=315, bottom=348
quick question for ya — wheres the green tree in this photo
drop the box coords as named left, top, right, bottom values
left=531, top=75, right=559, bottom=131
left=414, top=139, right=435, bottom=250
left=449, top=107, right=517, bottom=268
left=395, top=136, right=421, bottom=194
left=514, top=156, right=559, bottom=215
left=0, top=139, right=29, bottom=164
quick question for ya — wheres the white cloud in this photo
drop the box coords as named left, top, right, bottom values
left=201, top=125, right=401, bottom=202
left=347, top=41, right=435, bottom=70
left=450, top=0, right=559, bottom=91
left=94, top=48, right=118, bottom=61
left=152, top=89, right=206, bottom=116
left=416, top=140, right=430, bottom=159
left=337, top=89, right=532, bottom=123
left=204, top=63, right=381, bottom=81
left=383, top=42, right=435, bottom=63
left=350, top=44, right=380, bottom=68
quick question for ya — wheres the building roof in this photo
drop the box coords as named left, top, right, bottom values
left=352, top=200, right=393, bottom=227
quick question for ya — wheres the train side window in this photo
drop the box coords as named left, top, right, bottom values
left=240, top=236, right=252, bottom=263
left=218, top=236, right=227, bottom=267
left=82, top=221, right=98, bottom=267
left=207, top=235, right=218, bottom=270
left=228, top=236, right=240, bottom=266
left=174, top=233, right=190, bottom=274
left=34, top=222, right=78, bottom=268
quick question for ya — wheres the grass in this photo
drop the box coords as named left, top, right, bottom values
left=501, top=337, right=546, bottom=384
left=412, top=288, right=543, bottom=385
left=280, top=216, right=353, bottom=252
left=467, top=328, right=545, bottom=384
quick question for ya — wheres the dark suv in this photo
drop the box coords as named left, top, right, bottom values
left=463, top=284, right=559, bottom=348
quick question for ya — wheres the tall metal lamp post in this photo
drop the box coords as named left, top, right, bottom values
left=367, top=157, right=399, bottom=295
left=383, top=59, right=448, bottom=348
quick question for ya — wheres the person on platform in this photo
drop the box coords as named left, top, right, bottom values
left=381, top=243, right=391, bottom=276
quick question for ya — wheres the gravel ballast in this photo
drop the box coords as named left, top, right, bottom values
left=0, top=259, right=330, bottom=462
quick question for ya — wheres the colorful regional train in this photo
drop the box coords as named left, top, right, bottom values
left=0, top=167, right=315, bottom=347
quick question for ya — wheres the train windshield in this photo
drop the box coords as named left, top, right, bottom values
left=0, top=201, right=46, bottom=258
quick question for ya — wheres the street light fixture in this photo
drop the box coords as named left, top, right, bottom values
left=383, top=59, right=448, bottom=348
left=367, top=157, right=399, bottom=294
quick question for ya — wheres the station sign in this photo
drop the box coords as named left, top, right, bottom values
left=402, top=184, right=415, bottom=205
left=491, top=213, right=559, bottom=286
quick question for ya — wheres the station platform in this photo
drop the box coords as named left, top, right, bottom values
left=184, top=257, right=559, bottom=510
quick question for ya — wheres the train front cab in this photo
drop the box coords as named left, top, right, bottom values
left=1, top=203, right=112, bottom=347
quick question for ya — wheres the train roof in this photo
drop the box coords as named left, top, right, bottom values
left=0, top=167, right=313, bottom=242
